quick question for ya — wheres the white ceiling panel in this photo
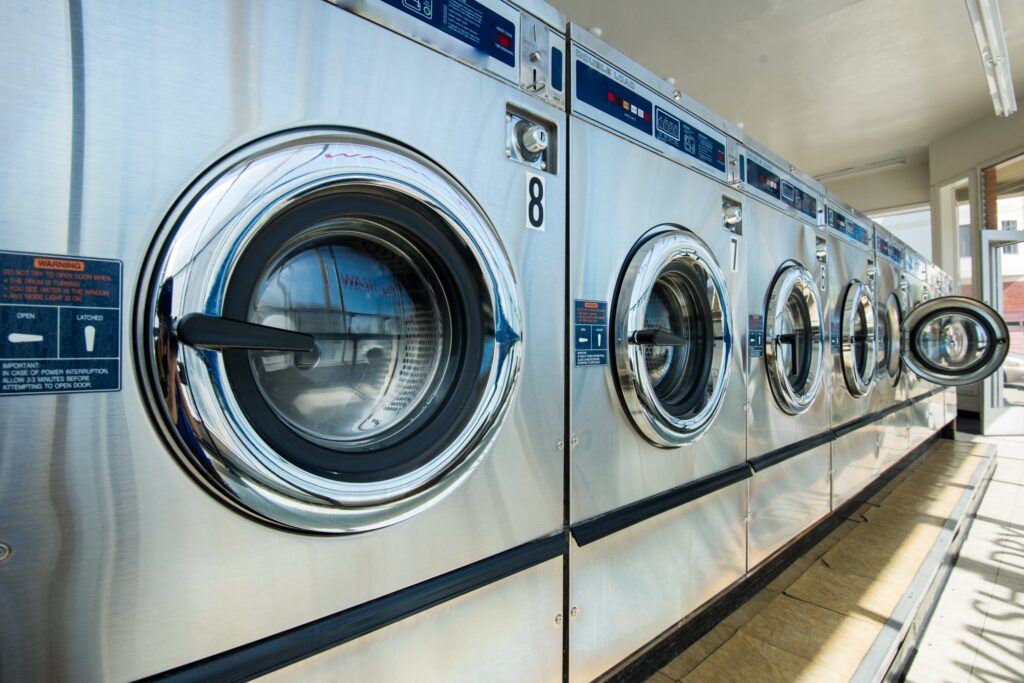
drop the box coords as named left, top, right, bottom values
left=552, top=0, right=1024, bottom=176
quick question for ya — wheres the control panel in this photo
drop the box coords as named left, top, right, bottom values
left=904, top=250, right=926, bottom=280
left=876, top=234, right=904, bottom=267
left=825, top=205, right=872, bottom=248
left=571, top=45, right=728, bottom=182
left=332, top=0, right=566, bottom=108
left=738, top=149, right=818, bottom=220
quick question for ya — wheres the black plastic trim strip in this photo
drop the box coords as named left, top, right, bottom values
left=570, top=463, right=752, bottom=547
left=749, top=429, right=833, bottom=472
left=145, top=534, right=567, bottom=682
left=834, top=399, right=908, bottom=438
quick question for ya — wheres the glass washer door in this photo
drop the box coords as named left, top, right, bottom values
left=765, top=264, right=825, bottom=414
left=840, top=279, right=877, bottom=397
left=878, top=292, right=903, bottom=386
left=901, top=296, right=1009, bottom=386
left=613, top=228, right=732, bottom=447
left=144, top=130, right=522, bottom=533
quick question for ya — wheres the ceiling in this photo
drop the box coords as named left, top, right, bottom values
left=550, top=0, right=1024, bottom=177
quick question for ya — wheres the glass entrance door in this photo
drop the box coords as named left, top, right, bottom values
left=981, top=229, right=1024, bottom=434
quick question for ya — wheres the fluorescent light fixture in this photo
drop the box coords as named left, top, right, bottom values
left=815, top=157, right=907, bottom=183
left=965, top=0, right=1017, bottom=117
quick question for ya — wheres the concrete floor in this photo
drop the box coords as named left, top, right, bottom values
left=647, top=432, right=1023, bottom=683
left=905, top=433, right=1024, bottom=683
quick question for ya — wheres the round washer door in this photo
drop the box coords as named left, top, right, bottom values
left=901, top=296, right=1009, bottom=386
left=875, top=291, right=904, bottom=387
left=840, top=279, right=877, bottom=397
left=764, top=264, right=825, bottom=414
left=613, top=228, right=732, bottom=447
left=141, top=130, right=522, bottom=533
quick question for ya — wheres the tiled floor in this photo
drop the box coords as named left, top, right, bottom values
left=648, top=436, right=1017, bottom=683
left=905, top=433, right=1024, bottom=683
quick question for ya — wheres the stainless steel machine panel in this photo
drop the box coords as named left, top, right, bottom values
left=748, top=444, right=830, bottom=568
left=0, top=2, right=565, bottom=679
left=744, top=171, right=831, bottom=461
left=567, top=481, right=747, bottom=683
left=832, top=425, right=881, bottom=507
left=873, top=225, right=910, bottom=473
left=826, top=204, right=877, bottom=429
left=568, top=119, right=747, bottom=523
left=259, top=558, right=563, bottom=683
left=824, top=203, right=877, bottom=507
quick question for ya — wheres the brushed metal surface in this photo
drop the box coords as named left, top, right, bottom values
left=258, top=558, right=563, bottom=682
left=568, top=119, right=748, bottom=523
left=744, top=198, right=832, bottom=460
left=0, top=2, right=565, bottom=679
left=871, top=250, right=908, bottom=475
left=747, top=443, right=830, bottom=568
left=828, top=234, right=877, bottom=427
left=832, top=426, right=880, bottom=508
left=567, top=481, right=747, bottom=683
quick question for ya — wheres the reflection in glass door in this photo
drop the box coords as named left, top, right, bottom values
left=981, top=151, right=1024, bottom=433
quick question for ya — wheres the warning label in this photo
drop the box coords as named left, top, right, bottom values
left=0, top=250, right=121, bottom=396
left=575, top=300, right=608, bottom=366
left=748, top=313, right=764, bottom=359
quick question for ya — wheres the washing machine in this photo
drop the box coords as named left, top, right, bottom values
left=0, top=1, right=568, bottom=680
left=824, top=199, right=879, bottom=507
left=899, top=251, right=1010, bottom=447
left=565, top=27, right=748, bottom=681
left=872, top=223, right=910, bottom=472
left=738, top=145, right=832, bottom=568
left=903, top=249, right=934, bottom=448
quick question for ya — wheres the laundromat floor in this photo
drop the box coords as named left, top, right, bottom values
left=649, top=439, right=996, bottom=683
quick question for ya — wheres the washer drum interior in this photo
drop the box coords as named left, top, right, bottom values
left=139, top=130, right=522, bottom=533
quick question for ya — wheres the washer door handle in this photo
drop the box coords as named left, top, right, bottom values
left=630, top=327, right=688, bottom=347
left=175, top=313, right=315, bottom=352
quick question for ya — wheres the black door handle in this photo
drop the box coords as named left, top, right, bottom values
left=175, top=313, right=316, bottom=352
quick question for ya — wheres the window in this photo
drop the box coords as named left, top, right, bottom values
left=873, top=207, right=932, bottom=259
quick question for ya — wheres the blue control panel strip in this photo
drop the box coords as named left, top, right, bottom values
left=379, top=0, right=516, bottom=66
left=571, top=46, right=728, bottom=181
left=825, top=206, right=871, bottom=247
left=876, top=235, right=904, bottom=267
left=654, top=107, right=726, bottom=174
left=575, top=59, right=652, bottom=134
left=739, top=152, right=817, bottom=219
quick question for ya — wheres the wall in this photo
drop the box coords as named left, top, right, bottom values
left=928, top=98, right=1024, bottom=186
left=822, top=160, right=930, bottom=213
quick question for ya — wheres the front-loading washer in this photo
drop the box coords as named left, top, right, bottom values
left=903, top=248, right=935, bottom=448
left=0, top=1, right=568, bottom=680
left=738, top=145, right=832, bottom=569
left=565, top=27, right=748, bottom=681
left=824, top=198, right=880, bottom=508
left=872, top=223, right=911, bottom=472
left=898, top=251, right=1009, bottom=446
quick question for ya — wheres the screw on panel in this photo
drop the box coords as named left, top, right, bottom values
left=554, top=613, right=563, bottom=625
left=0, top=542, right=10, bottom=563
left=556, top=440, right=564, bottom=451
left=540, top=161, right=547, bottom=171
left=672, top=91, right=682, bottom=102
left=570, top=606, right=579, bottom=618
left=529, top=51, right=541, bottom=62
left=570, top=436, right=579, bottom=447
left=505, top=148, right=512, bottom=158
